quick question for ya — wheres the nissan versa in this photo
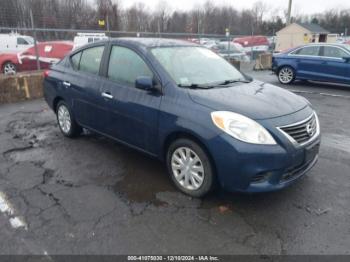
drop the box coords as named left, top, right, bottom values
left=43, top=38, right=321, bottom=197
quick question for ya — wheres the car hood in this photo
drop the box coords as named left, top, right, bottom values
left=187, top=80, right=308, bottom=120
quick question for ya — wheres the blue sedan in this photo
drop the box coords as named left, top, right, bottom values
left=272, top=43, right=350, bottom=85
left=44, top=38, right=321, bottom=197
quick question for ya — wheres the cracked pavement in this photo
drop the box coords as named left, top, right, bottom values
left=0, top=72, right=349, bottom=255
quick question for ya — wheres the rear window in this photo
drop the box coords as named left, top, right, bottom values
left=78, top=46, right=104, bottom=75
left=71, top=52, right=82, bottom=70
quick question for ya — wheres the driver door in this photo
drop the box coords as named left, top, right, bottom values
left=318, top=46, right=350, bottom=84
left=99, top=45, right=162, bottom=154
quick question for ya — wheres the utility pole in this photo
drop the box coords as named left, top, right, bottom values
left=30, top=9, right=40, bottom=71
left=287, top=0, right=293, bottom=25
left=106, top=14, right=110, bottom=38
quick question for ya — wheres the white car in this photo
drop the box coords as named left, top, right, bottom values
left=73, top=33, right=108, bottom=50
left=0, top=33, right=34, bottom=53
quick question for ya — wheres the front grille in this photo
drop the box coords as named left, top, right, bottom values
left=279, top=113, right=318, bottom=145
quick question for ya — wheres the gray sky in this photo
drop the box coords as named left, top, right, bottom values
left=119, top=0, right=350, bottom=15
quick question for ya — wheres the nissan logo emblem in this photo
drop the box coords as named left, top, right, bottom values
left=306, top=123, right=315, bottom=137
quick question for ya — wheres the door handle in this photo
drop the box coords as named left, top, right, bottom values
left=101, top=92, right=113, bottom=99
left=63, top=81, right=71, bottom=87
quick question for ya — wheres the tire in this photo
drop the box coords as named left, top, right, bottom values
left=166, top=138, right=215, bottom=197
left=56, top=101, right=82, bottom=138
left=3, top=62, right=17, bottom=75
left=278, top=66, right=295, bottom=85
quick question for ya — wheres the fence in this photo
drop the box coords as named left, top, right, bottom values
left=0, top=26, right=274, bottom=76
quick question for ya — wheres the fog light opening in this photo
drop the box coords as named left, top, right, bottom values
left=251, top=172, right=273, bottom=184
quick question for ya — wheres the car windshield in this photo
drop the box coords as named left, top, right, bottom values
left=151, top=46, right=244, bottom=87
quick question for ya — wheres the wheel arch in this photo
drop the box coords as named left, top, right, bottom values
left=53, top=96, right=64, bottom=112
left=277, top=64, right=296, bottom=74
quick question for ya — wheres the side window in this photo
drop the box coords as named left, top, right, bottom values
left=79, top=46, right=104, bottom=75
left=107, top=46, right=153, bottom=87
left=294, top=46, right=320, bottom=56
left=17, top=37, right=29, bottom=45
left=322, top=46, right=348, bottom=59
left=71, top=52, right=82, bottom=70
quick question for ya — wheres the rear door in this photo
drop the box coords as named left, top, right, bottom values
left=318, top=45, right=350, bottom=84
left=63, top=45, right=110, bottom=132
left=98, top=44, right=162, bottom=154
left=291, top=45, right=324, bottom=81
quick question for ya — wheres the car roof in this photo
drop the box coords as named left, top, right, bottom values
left=109, top=37, right=198, bottom=48
left=301, top=43, right=349, bottom=48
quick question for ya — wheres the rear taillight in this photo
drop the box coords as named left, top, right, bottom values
left=43, top=70, right=50, bottom=78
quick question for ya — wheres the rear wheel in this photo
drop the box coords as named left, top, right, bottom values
left=3, top=62, right=17, bottom=75
left=166, top=138, right=215, bottom=197
left=56, top=101, right=82, bottom=138
left=278, top=66, right=295, bottom=84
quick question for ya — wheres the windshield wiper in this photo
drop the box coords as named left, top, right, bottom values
left=216, top=79, right=252, bottom=86
left=178, top=83, right=214, bottom=89
left=177, top=78, right=251, bottom=89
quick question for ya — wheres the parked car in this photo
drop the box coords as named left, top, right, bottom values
left=0, top=41, right=73, bottom=75
left=44, top=38, right=321, bottom=197
left=0, top=33, right=34, bottom=53
left=216, top=41, right=250, bottom=61
left=272, top=43, right=350, bottom=85
left=73, top=33, right=108, bottom=50
left=233, top=35, right=270, bottom=59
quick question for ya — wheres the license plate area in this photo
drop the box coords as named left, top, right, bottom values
left=305, top=142, right=320, bottom=164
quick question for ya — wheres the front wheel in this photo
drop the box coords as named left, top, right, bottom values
left=3, top=62, right=17, bottom=75
left=56, top=101, right=82, bottom=138
left=166, top=138, right=215, bottom=197
left=278, top=66, right=295, bottom=84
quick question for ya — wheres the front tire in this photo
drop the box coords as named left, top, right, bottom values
left=56, top=101, right=82, bottom=138
left=166, top=138, right=215, bottom=197
left=278, top=66, right=295, bottom=85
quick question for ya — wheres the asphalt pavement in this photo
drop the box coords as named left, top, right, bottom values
left=0, top=70, right=349, bottom=255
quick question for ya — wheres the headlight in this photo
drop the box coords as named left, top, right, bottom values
left=211, top=111, right=276, bottom=145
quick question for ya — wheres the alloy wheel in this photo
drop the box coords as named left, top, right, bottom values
left=278, top=67, right=294, bottom=84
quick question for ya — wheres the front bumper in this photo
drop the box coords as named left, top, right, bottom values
left=207, top=108, right=321, bottom=193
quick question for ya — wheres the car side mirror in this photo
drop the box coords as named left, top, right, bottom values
left=343, top=56, right=350, bottom=63
left=135, top=76, right=159, bottom=92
